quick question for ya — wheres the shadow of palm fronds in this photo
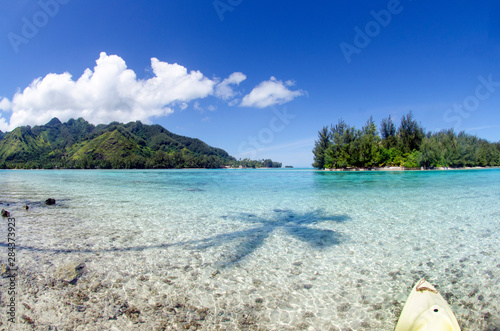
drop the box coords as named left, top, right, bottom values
left=187, top=209, right=349, bottom=267
left=1, top=209, right=349, bottom=268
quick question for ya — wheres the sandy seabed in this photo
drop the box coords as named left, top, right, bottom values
left=1, top=205, right=499, bottom=330
left=1, top=169, right=499, bottom=330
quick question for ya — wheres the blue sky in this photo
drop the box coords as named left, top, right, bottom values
left=1, top=0, right=500, bottom=167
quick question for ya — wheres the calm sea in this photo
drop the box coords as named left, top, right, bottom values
left=1, top=169, right=499, bottom=330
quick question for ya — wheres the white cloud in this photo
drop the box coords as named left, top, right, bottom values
left=193, top=101, right=202, bottom=112
left=0, top=52, right=216, bottom=130
left=215, top=72, right=246, bottom=100
left=0, top=97, right=11, bottom=111
left=228, top=99, right=240, bottom=107
left=0, top=118, right=8, bottom=132
left=240, top=76, right=304, bottom=108
left=0, top=53, right=304, bottom=131
left=0, top=98, right=10, bottom=131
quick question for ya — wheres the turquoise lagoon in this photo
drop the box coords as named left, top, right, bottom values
left=0, top=169, right=499, bottom=330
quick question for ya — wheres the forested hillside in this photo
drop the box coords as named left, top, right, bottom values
left=313, top=112, right=500, bottom=169
left=0, top=118, right=281, bottom=169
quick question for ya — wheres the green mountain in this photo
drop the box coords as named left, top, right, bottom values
left=0, top=118, right=282, bottom=169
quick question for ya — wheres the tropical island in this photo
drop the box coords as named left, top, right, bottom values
left=313, top=111, right=500, bottom=170
left=0, top=118, right=282, bottom=169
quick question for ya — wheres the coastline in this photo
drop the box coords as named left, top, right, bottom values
left=2, top=166, right=498, bottom=172
left=0, top=166, right=283, bottom=171
left=320, top=166, right=499, bottom=172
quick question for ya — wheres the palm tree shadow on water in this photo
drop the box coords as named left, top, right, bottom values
left=190, top=209, right=350, bottom=268
left=1, top=209, right=350, bottom=269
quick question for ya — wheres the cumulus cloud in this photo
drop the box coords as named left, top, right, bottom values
left=240, top=76, right=304, bottom=108
left=215, top=72, right=247, bottom=100
left=0, top=52, right=216, bottom=130
left=0, top=117, right=8, bottom=132
left=193, top=101, right=202, bottom=112
left=0, top=97, right=11, bottom=111
left=0, top=53, right=304, bottom=131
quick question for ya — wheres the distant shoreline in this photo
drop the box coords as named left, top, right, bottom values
left=0, top=167, right=285, bottom=171
left=320, top=166, right=500, bottom=172
left=2, top=166, right=499, bottom=171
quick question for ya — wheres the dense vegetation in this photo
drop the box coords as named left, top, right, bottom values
left=0, top=118, right=282, bottom=169
left=313, top=112, right=500, bottom=169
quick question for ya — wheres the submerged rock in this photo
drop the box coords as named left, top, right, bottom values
left=1, top=209, right=10, bottom=217
left=125, top=305, right=141, bottom=323
left=186, top=188, right=205, bottom=192
left=45, top=198, right=56, bottom=205
left=1, top=264, right=12, bottom=278
left=56, top=262, right=86, bottom=284
left=21, top=315, right=35, bottom=325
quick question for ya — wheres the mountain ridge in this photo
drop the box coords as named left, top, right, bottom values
left=0, top=118, right=282, bottom=169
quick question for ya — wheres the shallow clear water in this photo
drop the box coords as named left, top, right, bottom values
left=0, top=169, right=499, bottom=330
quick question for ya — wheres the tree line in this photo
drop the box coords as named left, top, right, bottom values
left=313, top=111, right=500, bottom=169
left=0, top=149, right=282, bottom=170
